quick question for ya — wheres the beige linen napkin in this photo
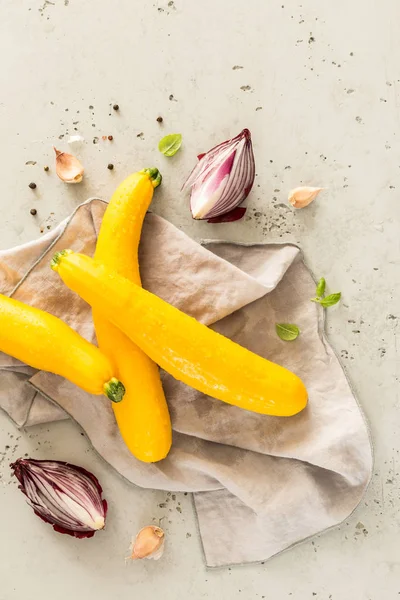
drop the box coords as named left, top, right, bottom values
left=0, top=199, right=372, bottom=567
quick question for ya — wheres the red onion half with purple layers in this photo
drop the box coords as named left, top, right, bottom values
left=183, top=129, right=255, bottom=222
left=11, top=458, right=107, bottom=538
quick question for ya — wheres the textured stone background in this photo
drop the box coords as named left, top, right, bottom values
left=0, top=1, right=399, bottom=598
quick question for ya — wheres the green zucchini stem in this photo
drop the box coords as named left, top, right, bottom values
left=51, top=249, right=73, bottom=271
left=104, top=377, right=125, bottom=403
left=141, top=167, right=162, bottom=189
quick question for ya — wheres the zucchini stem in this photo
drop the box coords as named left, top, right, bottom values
left=51, top=249, right=73, bottom=271
left=141, top=168, right=162, bottom=189
left=104, top=377, right=125, bottom=403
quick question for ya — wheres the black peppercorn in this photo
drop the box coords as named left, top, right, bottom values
left=30, top=208, right=37, bottom=216
left=156, top=116, right=163, bottom=123
left=107, top=163, right=114, bottom=170
left=44, top=165, right=49, bottom=172
left=108, top=135, right=113, bottom=141
left=29, top=182, right=37, bottom=190
left=113, top=104, right=119, bottom=111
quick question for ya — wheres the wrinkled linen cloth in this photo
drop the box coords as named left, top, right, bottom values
left=0, top=199, right=372, bottom=567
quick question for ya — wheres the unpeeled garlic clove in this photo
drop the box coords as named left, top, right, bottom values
left=54, top=147, right=84, bottom=183
left=288, top=186, right=324, bottom=209
left=129, top=526, right=165, bottom=561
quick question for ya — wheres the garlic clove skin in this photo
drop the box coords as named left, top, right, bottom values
left=129, top=526, right=165, bottom=561
left=54, top=147, right=84, bottom=183
left=288, top=186, right=324, bottom=209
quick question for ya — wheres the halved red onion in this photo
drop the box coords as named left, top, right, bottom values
left=11, top=458, right=107, bottom=538
left=183, top=129, right=255, bottom=221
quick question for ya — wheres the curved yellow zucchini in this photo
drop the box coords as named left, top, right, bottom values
left=52, top=251, right=308, bottom=417
left=0, top=293, right=125, bottom=402
left=94, top=169, right=172, bottom=462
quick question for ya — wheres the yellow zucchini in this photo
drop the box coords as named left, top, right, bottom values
left=94, top=169, right=172, bottom=462
left=52, top=251, right=308, bottom=417
left=0, top=293, right=125, bottom=402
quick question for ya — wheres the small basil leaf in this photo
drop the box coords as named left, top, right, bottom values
left=316, top=277, right=326, bottom=298
left=158, top=133, right=182, bottom=157
left=311, top=292, right=341, bottom=307
left=276, top=323, right=300, bottom=341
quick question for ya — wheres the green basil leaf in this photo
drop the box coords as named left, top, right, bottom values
left=312, top=292, right=341, bottom=307
left=316, top=277, right=326, bottom=298
left=158, top=133, right=182, bottom=157
left=319, top=292, right=341, bottom=307
left=276, top=323, right=300, bottom=341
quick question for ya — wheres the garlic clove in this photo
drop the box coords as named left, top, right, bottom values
left=54, top=147, right=84, bottom=183
left=129, top=526, right=165, bottom=561
left=288, top=186, right=324, bottom=209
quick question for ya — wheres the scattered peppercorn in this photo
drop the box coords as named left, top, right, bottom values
left=108, top=135, right=113, bottom=141
left=44, top=165, right=49, bottom=172
left=107, top=163, right=114, bottom=170
left=156, top=116, right=163, bottom=123
left=28, top=182, right=37, bottom=190
left=30, top=208, right=37, bottom=216
left=113, top=104, right=119, bottom=111
left=47, top=225, right=51, bottom=230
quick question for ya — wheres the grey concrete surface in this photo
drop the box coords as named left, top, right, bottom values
left=0, top=1, right=399, bottom=598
